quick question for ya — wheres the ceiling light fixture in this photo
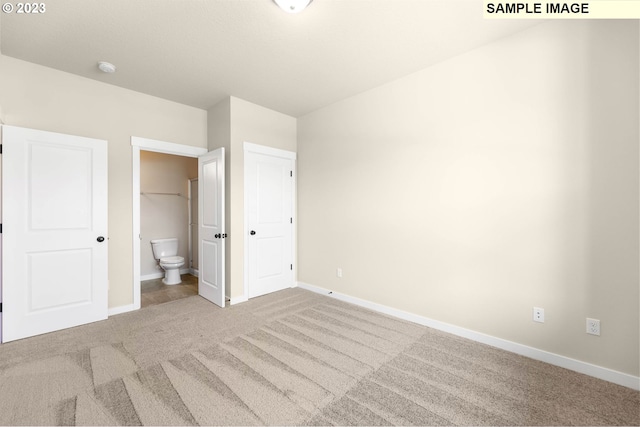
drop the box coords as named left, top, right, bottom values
left=97, top=61, right=116, bottom=73
left=273, top=0, right=313, bottom=13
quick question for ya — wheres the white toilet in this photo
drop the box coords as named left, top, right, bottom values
left=150, top=238, right=185, bottom=285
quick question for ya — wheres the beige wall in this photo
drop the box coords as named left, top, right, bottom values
left=140, top=151, right=198, bottom=277
left=207, top=98, right=232, bottom=297
left=0, top=55, right=208, bottom=308
left=207, top=96, right=297, bottom=301
left=229, top=97, right=297, bottom=301
left=297, top=20, right=639, bottom=376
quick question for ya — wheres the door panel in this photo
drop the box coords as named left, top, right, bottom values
left=198, top=148, right=225, bottom=307
left=257, top=162, right=284, bottom=223
left=29, top=249, right=92, bottom=310
left=2, top=125, right=108, bottom=342
left=30, top=143, right=93, bottom=229
left=246, top=148, right=294, bottom=299
left=257, top=237, right=283, bottom=278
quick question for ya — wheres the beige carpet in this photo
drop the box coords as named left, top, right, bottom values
left=0, top=288, right=637, bottom=426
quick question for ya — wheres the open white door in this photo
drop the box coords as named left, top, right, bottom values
left=245, top=144, right=295, bottom=299
left=198, top=148, right=225, bottom=307
left=2, top=125, right=108, bottom=342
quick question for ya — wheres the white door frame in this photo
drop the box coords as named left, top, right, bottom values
left=130, top=137, right=207, bottom=313
left=243, top=142, right=297, bottom=300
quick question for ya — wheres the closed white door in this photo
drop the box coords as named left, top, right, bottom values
left=245, top=144, right=295, bottom=299
left=2, top=125, right=108, bottom=342
left=198, top=148, right=225, bottom=307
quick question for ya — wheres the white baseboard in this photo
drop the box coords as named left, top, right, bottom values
left=140, top=272, right=164, bottom=281
left=228, top=282, right=296, bottom=306
left=108, top=303, right=138, bottom=316
left=141, top=268, right=192, bottom=282
left=297, top=281, right=639, bottom=391
left=190, top=268, right=199, bottom=277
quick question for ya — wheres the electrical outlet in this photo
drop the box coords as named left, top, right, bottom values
left=533, top=307, right=545, bottom=323
left=336, top=268, right=343, bottom=278
left=587, top=318, right=600, bottom=336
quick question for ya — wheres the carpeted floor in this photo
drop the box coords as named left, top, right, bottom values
left=0, top=288, right=637, bottom=426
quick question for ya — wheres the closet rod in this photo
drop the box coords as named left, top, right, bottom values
left=140, top=192, right=182, bottom=196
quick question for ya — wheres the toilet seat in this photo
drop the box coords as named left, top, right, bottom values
left=160, top=256, right=184, bottom=266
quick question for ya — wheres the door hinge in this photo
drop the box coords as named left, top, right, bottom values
left=290, top=217, right=292, bottom=224
left=290, top=264, right=293, bottom=271
left=0, top=303, right=3, bottom=313
left=290, top=170, right=292, bottom=177
left=0, top=144, right=3, bottom=154
left=0, top=224, right=2, bottom=233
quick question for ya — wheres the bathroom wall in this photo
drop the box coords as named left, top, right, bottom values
left=140, top=151, right=198, bottom=279
left=190, top=179, right=199, bottom=272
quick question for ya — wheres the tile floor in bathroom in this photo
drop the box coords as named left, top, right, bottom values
left=140, top=274, right=198, bottom=308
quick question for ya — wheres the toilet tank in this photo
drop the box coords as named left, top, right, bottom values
left=150, top=238, right=179, bottom=259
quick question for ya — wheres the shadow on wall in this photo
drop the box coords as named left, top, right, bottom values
left=140, top=151, right=198, bottom=279
left=580, top=22, right=639, bottom=365
left=296, top=20, right=639, bottom=376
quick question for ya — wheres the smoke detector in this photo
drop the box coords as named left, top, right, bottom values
left=97, top=61, right=116, bottom=73
left=273, top=0, right=313, bottom=13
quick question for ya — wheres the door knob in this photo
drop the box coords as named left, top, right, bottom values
left=250, top=230, right=256, bottom=235
left=215, top=233, right=221, bottom=238
left=97, top=236, right=105, bottom=242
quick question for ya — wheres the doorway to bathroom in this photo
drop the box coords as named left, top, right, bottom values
left=139, top=151, right=199, bottom=308
left=131, top=137, right=225, bottom=312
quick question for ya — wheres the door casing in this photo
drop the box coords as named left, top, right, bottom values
left=130, top=137, right=207, bottom=313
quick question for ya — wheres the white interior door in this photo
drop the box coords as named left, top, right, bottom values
left=2, top=125, right=108, bottom=342
left=246, top=145, right=295, bottom=299
left=198, top=148, right=225, bottom=307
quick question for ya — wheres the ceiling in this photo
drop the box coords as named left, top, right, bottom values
left=0, top=0, right=541, bottom=117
